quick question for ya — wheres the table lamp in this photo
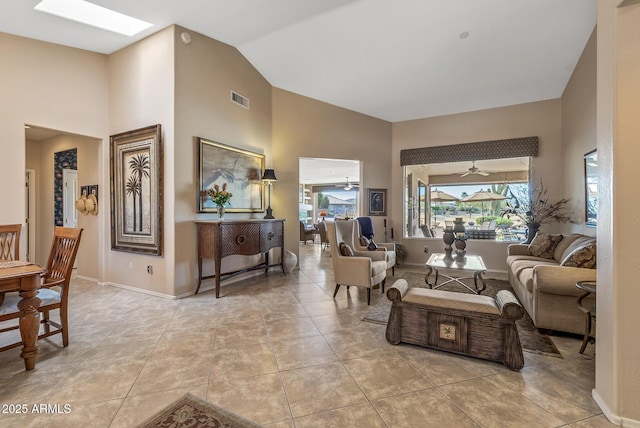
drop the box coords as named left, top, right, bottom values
left=261, top=169, right=277, bottom=219
left=320, top=210, right=327, bottom=221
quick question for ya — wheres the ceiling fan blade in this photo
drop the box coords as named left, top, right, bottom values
left=478, top=171, right=490, bottom=176
left=460, top=172, right=470, bottom=177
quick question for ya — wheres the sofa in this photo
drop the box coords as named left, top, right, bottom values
left=506, top=233, right=596, bottom=335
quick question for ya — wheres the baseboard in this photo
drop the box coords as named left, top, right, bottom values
left=75, top=275, right=98, bottom=283
left=105, top=281, right=178, bottom=300
left=592, top=389, right=640, bottom=427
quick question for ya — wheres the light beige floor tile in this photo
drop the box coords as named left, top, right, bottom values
left=323, top=328, right=392, bottom=360
left=395, top=344, right=507, bottom=385
left=128, top=358, right=211, bottom=396
left=0, top=370, right=68, bottom=405
left=207, top=373, right=291, bottom=425
left=373, top=389, right=478, bottom=428
left=491, top=365, right=601, bottom=420
left=439, top=376, right=565, bottom=427
left=213, top=320, right=269, bottom=348
left=266, top=317, right=321, bottom=341
left=280, top=362, right=368, bottom=417
left=19, top=399, right=123, bottom=428
left=294, top=402, right=387, bottom=428
left=343, top=352, right=433, bottom=400
left=47, top=361, right=145, bottom=406
left=210, top=342, right=278, bottom=381
left=568, top=414, right=618, bottom=427
left=109, top=385, right=208, bottom=428
left=77, top=337, right=158, bottom=367
left=271, top=335, right=338, bottom=371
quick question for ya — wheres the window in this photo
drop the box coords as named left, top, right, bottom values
left=404, top=157, right=530, bottom=241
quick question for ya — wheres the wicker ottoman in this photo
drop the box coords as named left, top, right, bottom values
left=385, top=279, right=525, bottom=370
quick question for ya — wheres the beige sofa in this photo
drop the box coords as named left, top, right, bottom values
left=506, top=234, right=596, bottom=335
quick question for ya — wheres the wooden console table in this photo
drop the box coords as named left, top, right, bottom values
left=195, top=219, right=285, bottom=297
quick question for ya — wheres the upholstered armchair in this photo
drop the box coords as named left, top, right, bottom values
left=299, top=221, right=317, bottom=244
left=327, top=221, right=387, bottom=305
left=352, top=218, right=396, bottom=276
left=317, top=221, right=329, bottom=251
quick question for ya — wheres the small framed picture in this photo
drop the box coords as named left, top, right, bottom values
left=368, top=188, right=387, bottom=216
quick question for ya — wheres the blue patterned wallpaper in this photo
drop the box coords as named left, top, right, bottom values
left=54, top=149, right=77, bottom=226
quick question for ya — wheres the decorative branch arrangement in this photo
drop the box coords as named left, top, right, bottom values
left=501, top=181, right=571, bottom=230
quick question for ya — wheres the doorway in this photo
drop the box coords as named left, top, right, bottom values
left=298, top=157, right=361, bottom=262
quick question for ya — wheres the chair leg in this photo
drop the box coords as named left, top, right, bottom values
left=61, top=306, right=69, bottom=347
left=367, top=288, right=371, bottom=305
left=333, top=284, right=341, bottom=298
left=43, top=310, right=50, bottom=334
left=382, top=279, right=386, bottom=294
left=392, top=266, right=395, bottom=276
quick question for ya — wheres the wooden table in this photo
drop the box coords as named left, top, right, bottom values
left=425, top=252, right=487, bottom=294
left=195, top=219, right=285, bottom=297
left=0, top=262, right=46, bottom=370
left=576, top=280, right=596, bottom=354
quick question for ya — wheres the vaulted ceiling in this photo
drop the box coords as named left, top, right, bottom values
left=1, top=1, right=596, bottom=122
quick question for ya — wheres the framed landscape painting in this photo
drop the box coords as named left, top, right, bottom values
left=110, top=124, right=163, bottom=255
left=198, top=138, right=265, bottom=213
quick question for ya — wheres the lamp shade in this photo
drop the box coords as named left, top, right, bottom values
left=261, top=169, right=277, bottom=181
left=320, top=210, right=327, bottom=216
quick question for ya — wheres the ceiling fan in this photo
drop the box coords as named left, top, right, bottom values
left=339, top=177, right=357, bottom=190
left=460, top=161, right=490, bottom=177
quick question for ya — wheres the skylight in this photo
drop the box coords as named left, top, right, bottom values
left=34, top=0, right=153, bottom=37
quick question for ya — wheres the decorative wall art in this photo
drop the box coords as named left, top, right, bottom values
left=54, top=149, right=77, bottom=226
left=368, top=188, right=387, bottom=216
left=197, top=138, right=264, bottom=213
left=110, top=125, right=163, bottom=255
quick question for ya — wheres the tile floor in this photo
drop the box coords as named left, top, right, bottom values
left=0, top=244, right=614, bottom=427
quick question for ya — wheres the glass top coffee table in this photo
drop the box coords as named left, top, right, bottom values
left=425, top=252, right=487, bottom=294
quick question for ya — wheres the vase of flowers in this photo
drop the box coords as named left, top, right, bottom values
left=207, top=183, right=233, bottom=220
left=501, top=180, right=571, bottom=243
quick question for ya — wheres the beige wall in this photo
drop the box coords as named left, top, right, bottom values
left=595, top=0, right=640, bottom=423
left=25, top=134, right=100, bottom=279
left=174, top=27, right=273, bottom=296
left=0, top=32, right=109, bottom=269
left=272, top=88, right=392, bottom=258
left=107, top=26, right=175, bottom=296
left=392, top=100, right=562, bottom=271
left=561, top=28, right=597, bottom=237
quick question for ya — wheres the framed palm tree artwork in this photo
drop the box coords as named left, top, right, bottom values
left=110, top=124, right=163, bottom=255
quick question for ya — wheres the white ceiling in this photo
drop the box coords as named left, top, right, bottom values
left=1, top=0, right=596, bottom=122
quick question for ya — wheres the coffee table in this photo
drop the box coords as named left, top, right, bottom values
left=425, top=253, right=487, bottom=294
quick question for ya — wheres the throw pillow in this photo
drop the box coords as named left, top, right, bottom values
left=561, top=243, right=597, bottom=269
left=359, top=236, right=370, bottom=247
left=528, top=232, right=563, bottom=259
left=339, top=242, right=354, bottom=257
left=367, top=239, right=378, bottom=251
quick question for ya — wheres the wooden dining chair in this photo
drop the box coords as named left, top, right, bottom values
left=0, top=224, right=21, bottom=261
left=0, top=227, right=83, bottom=352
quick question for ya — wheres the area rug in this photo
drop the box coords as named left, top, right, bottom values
left=139, top=393, right=262, bottom=428
left=365, top=270, right=562, bottom=357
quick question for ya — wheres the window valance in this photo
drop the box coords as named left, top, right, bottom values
left=400, top=136, right=538, bottom=166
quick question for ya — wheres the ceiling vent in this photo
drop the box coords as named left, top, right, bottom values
left=230, top=91, right=250, bottom=110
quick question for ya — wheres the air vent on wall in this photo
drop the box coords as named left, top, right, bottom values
left=230, top=90, right=250, bottom=110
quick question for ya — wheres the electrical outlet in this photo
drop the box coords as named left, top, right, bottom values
left=423, top=246, right=429, bottom=253
left=147, top=265, right=153, bottom=274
